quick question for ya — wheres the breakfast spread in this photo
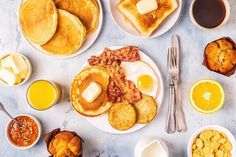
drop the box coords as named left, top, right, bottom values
left=203, top=37, right=236, bottom=76
left=0, top=53, right=30, bottom=86
left=190, top=79, right=225, bottom=114
left=19, top=0, right=100, bottom=57
left=116, top=0, right=178, bottom=36
left=45, top=128, right=83, bottom=157
left=27, top=80, right=61, bottom=110
left=192, top=130, right=232, bottom=157
left=71, top=46, right=159, bottom=131
left=7, top=115, right=39, bottom=147
left=2, top=0, right=236, bottom=156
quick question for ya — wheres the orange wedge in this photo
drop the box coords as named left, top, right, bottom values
left=190, top=79, right=225, bottom=114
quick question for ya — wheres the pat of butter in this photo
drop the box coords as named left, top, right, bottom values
left=82, top=82, right=102, bottom=103
left=1, top=54, right=28, bottom=74
left=136, top=0, right=158, bottom=15
left=0, top=68, right=21, bottom=85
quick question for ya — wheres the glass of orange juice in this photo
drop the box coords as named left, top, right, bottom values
left=26, top=80, right=61, bottom=110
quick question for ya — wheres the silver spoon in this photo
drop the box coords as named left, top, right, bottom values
left=0, top=102, right=22, bottom=127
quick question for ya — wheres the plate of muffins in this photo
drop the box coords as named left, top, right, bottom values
left=18, top=0, right=103, bottom=58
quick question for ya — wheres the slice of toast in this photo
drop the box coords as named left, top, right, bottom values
left=117, top=0, right=178, bottom=36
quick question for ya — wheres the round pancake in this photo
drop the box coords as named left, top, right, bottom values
left=41, top=9, right=86, bottom=56
left=108, top=103, right=137, bottom=131
left=133, top=94, right=157, bottom=124
left=19, top=0, right=58, bottom=45
left=55, top=0, right=99, bottom=34
left=70, top=66, right=112, bottom=117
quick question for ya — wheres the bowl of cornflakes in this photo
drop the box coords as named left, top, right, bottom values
left=187, top=125, right=236, bottom=157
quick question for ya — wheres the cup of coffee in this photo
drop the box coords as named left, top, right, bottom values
left=189, top=0, right=230, bottom=30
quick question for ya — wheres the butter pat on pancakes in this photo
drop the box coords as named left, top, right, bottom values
left=82, top=82, right=102, bottom=103
left=121, top=61, right=158, bottom=98
left=137, top=0, right=158, bottom=15
left=0, top=53, right=29, bottom=86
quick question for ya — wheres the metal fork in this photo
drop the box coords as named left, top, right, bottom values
left=166, top=48, right=176, bottom=134
left=171, top=47, right=187, bottom=133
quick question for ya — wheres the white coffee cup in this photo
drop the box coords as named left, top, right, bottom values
left=189, top=0, right=230, bottom=30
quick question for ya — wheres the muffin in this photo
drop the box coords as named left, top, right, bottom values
left=45, top=128, right=83, bottom=157
left=203, top=37, right=236, bottom=76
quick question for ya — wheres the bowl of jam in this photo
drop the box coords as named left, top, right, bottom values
left=189, top=0, right=230, bottom=30
left=5, top=114, right=42, bottom=149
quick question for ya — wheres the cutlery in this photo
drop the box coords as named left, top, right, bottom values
left=172, top=35, right=187, bottom=133
left=0, top=102, right=22, bottom=127
left=165, top=48, right=176, bottom=134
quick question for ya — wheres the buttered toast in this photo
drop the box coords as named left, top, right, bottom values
left=117, top=0, right=178, bottom=36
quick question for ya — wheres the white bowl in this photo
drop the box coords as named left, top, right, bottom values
left=134, top=137, right=169, bottom=157
left=189, top=0, right=230, bottom=30
left=18, top=0, right=103, bottom=59
left=5, top=114, right=42, bottom=149
left=0, top=52, right=32, bottom=87
left=109, top=0, right=182, bottom=38
left=187, top=125, right=236, bottom=157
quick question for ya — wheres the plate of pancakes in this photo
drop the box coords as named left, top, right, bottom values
left=18, top=0, right=103, bottom=58
left=109, top=0, right=182, bottom=38
left=70, top=46, right=164, bottom=134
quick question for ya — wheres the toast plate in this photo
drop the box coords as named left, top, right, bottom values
left=81, top=46, right=164, bottom=134
left=18, top=0, right=103, bottom=59
left=109, top=0, right=182, bottom=38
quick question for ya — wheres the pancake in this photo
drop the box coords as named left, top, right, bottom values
left=55, top=0, right=100, bottom=34
left=41, top=9, right=86, bottom=56
left=19, top=0, right=58, bottom=45
left=70, top=66, right=112, bottom=117
left=117, top=0, right=178, bottom=36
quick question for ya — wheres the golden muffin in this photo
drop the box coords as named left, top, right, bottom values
left=70, top=66, right=112, bottom=117
left=19, top=0, right=58, bottom=45
left=108, top=102, right=137, bottom=131
left=133, top=94, right=157, bottom=124
left=117, top=0, right=178, bottom=36
left=204, top=37, right=236, bottom=76
left=55, top=0, right=100, bottom=34
left=45, top=129, right=83, bottom=157
left=41, top=9, right=86, bottom=56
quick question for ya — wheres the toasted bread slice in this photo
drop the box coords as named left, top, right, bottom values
left=133, top=94, right=157, bottom=124
left=117, top=0, right=178, bottom=36
left=41, top=9, right=86, bottom=56
left=108, top=103, right=137, bottom=131
left=19, top=0, right=58, bottom=45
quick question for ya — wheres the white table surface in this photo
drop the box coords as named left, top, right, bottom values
left=0, top=0, right=236, bottom=156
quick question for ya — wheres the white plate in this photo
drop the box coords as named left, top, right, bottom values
left=81, top=46, right=164, bottom=134
left=18, top=0, right=103, bottom=59
left=109, top=0, right=182, bottom=38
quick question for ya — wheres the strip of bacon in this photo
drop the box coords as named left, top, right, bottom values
left=88, top=46, right=142, bottom=103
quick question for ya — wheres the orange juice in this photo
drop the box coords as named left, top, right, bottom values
left=27, top=80, right=61, bottom=110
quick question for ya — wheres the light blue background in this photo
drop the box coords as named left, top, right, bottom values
left=0, top=0, right=236, bottom=156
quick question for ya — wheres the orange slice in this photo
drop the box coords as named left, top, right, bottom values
left=190, top=79, right=225, bottom=114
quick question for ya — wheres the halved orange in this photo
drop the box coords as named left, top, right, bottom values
left=190, top=79, right=225, bottom=114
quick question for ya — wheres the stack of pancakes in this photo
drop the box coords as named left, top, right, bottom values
left=19, top=0, right=99, bottom=56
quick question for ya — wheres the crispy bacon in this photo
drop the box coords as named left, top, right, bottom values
left=88, top=46, right=140, bottom=66
left=88, top=46, right=142, bottom=103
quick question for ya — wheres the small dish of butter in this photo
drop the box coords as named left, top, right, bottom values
left=0, top=52, right=32, bottom=86
left=134, top=137, right=169, bottom=157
